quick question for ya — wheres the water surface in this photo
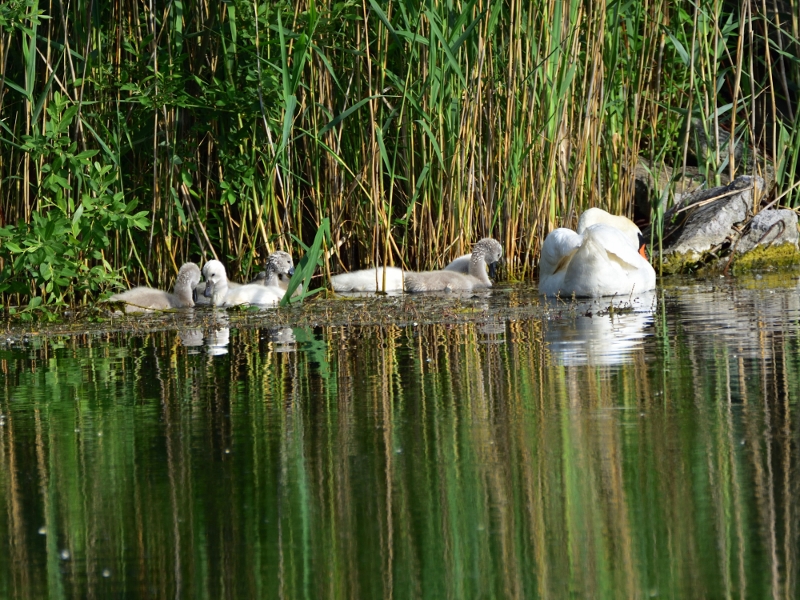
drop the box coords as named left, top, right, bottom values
left=2, top=274, right=799, bottom=598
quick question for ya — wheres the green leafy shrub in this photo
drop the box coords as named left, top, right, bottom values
left=0, top=94, right=149, bottom=319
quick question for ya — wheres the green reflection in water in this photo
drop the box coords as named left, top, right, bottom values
left=0, top=285, right=799, bottom=599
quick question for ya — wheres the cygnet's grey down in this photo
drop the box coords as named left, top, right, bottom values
left=404, top=238, right=503, bottom=292
left=195, top=250, right=297, bottom=305
left=330, top=238, right=503, bottom=293
left=251, top=251, right=302, bottom=297
left=107, top=262, right=201, bottom=313
left=443, top=243, right=501, bottom=279
left=443, top=255, right=471, bottom=273
left=201, top=259, right=286, bottom=307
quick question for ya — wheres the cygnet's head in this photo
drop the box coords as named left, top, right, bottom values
left=266, top=251, right=296, bottom=277
left=201, top=260, right=228, bottom=299
left=470, top=238, right=503, bottom=279
left=176, top=263, right=202, bottom=289
left=473, top=238, right=503, bottom=262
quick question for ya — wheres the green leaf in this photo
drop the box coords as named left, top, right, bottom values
left=666, top=30, right=690, bottom=66
left=368, top=0, right=399, bottom=42
left=3, top=78, right=32, bottom=101
left=425, top=10, right=467, bottom=87
left=227, top=3, right=237, bottom=44
left=415, top=119, right=444, bottom=168
left=72, top=203, right=85, bottom=236
left=39, top=262, right=52, bottom=281
left=75, top=149, right=99, bottom=161
left=319, top=95, right=381, bottom=136
left=281, top=217, right=330, bottom=306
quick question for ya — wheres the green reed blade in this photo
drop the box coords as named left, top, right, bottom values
left=282, top=217, right=330, bottom=306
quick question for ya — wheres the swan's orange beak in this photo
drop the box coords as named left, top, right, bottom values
left=639, top=244, right=648, bottom=259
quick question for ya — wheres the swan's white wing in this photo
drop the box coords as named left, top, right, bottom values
left=563, top=225, right=655, bottom=296
left=539, top=228, right=581, bottom=296
left=225, top=283, right=284, bottom=307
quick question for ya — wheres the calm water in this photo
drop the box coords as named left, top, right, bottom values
left=1, top=274, right=799, bottom=599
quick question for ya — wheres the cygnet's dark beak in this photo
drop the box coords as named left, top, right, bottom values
left=203, top=281, right=213, bottom=298
left=488, top=261, right=498, bottom=280
left=288, top=266, right=295, bottom=276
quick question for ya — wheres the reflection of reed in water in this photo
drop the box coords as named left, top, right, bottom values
left=670, top=278, right=800, bottom=359
left=0, top=301, right=798, bottom=598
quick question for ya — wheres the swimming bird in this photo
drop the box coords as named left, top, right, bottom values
left=330, top=238, right=503, bottom=293
left=107, top=262, right=201, bottom=313
left=330, top=266, right=406, bottom=293
left=404, top=238, right=503, bottom=292
left=252, top=251, right=302, bottom=297
left=443, top=243, right=501, bottom=279
left=201, top=260, right=286, bottom=307
left=195, top=250, right=297, bottom=304
left=538, top=208, right=656, bottom=298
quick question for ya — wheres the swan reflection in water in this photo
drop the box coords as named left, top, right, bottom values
left=179, top=321, right=298, bottom=356
left=179, top=310, right=231, bottom=356
left=263, top=327, right=297, bottom=352
left=542, top=291, right=656, bottom=366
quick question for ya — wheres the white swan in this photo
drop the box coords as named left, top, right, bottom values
left=202, top=260, right=286, bottom=307
left=107, top=262, right=201, bottom=313
left=330, top=266, right=406, bottom=292
left=330, top=238, right=503, bottom=293
left=539, top=208, right=656, bottom=297
left=195, top=251, right=297, bottom=305
left=404, top=238, right=503, bottom=292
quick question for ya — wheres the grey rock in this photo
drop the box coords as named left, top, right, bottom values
left=737, top=209, right=799, bottom=254
left=663, top=176, right=762, bottom=260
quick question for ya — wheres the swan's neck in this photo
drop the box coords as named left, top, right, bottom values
left=175, top=284, right=194, bottom=306
left=174, top=275, right=195, bottom=305
left=262, top=269, right=280, bottom=287
left=468, top=252, right=491, bottom=285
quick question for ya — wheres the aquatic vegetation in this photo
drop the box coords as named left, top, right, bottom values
left=731, top=242, right=800, bottom=275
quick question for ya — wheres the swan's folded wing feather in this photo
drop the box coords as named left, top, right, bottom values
left=539, top=228, right=581, bottom=277
left=582, top=224, right=646, bottom=271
